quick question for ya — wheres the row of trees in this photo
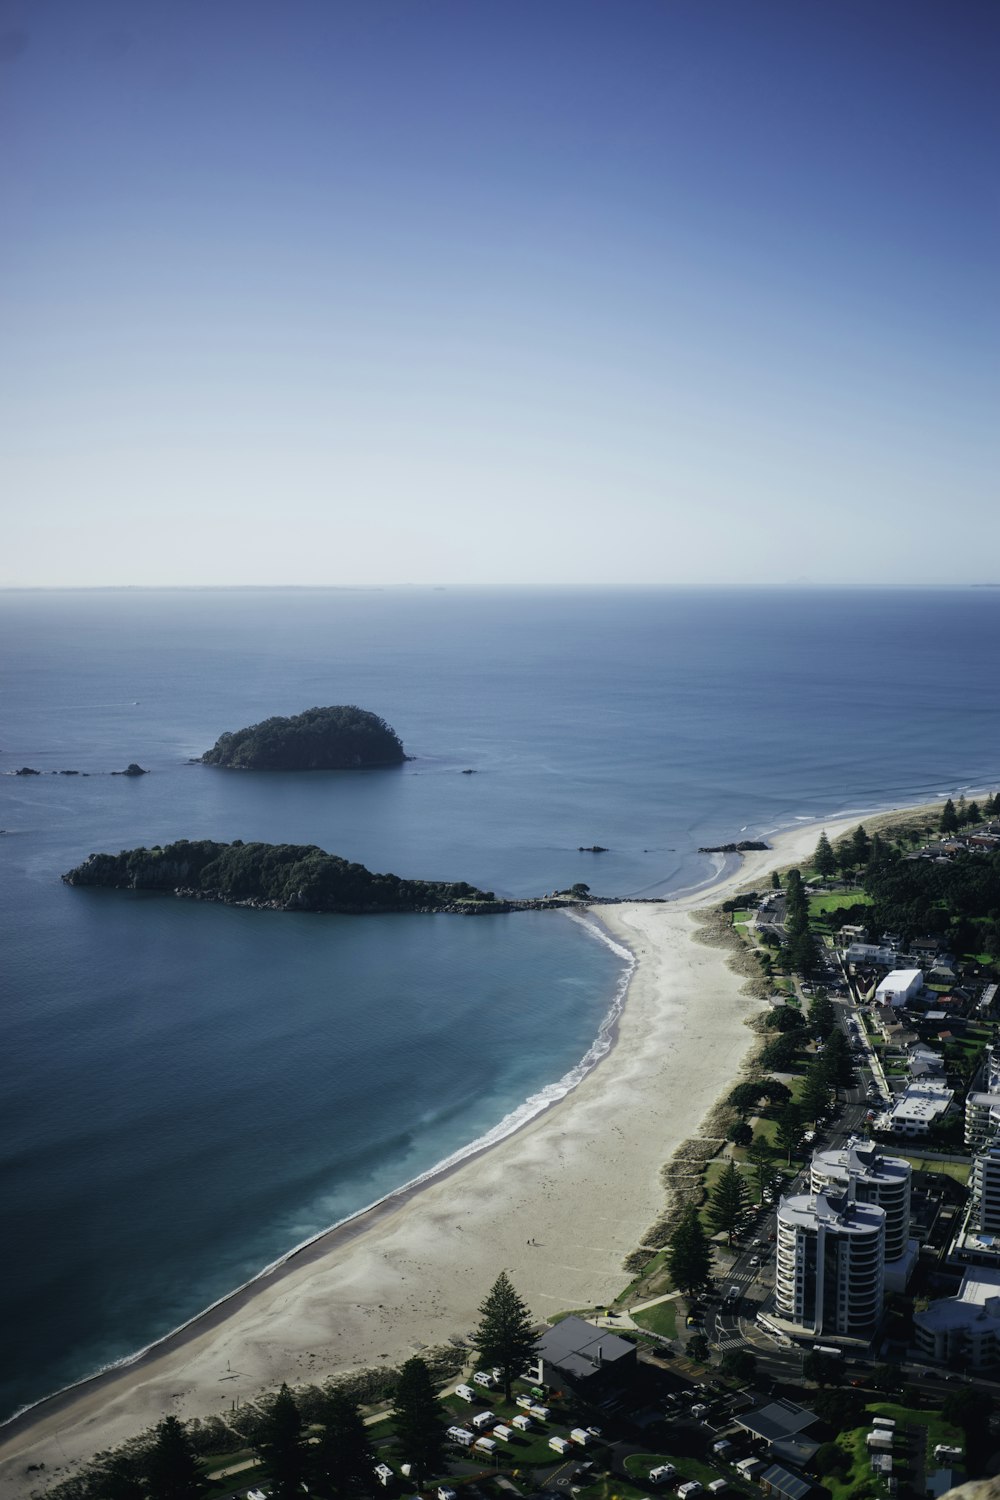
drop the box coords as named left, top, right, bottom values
left=940, top=793, right=1000, bottom=832
left=671, top=988, right=866, bottom=1296
left=85, top=1273, right=539, bottom=1500
left=781, top=866, right=816, bottom=975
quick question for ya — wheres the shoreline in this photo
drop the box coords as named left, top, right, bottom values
left=0, top=800, right=948, bottom=1494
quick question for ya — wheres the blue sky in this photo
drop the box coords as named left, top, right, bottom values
left=2, top=0, right=997, bottom=586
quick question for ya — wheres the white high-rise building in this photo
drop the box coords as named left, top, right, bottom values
left=810, top=1138, right=911, bottom=1262
left=971, top=1144, right=1000, bottom=1237
left=775, top=1191, right=885, bottom=1338
left=964, top=1044, right=1000, bottom=1149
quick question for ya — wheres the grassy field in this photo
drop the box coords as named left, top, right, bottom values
left=631, top=1300, right=678, bottom=1339
left=900, top=1155, right=971, bottom=1183
left=808, top=891, right=873, bottom=916
left=822, top=1402, right=963, bottom=1500
left=623, top=1451, right=753, bottom=1494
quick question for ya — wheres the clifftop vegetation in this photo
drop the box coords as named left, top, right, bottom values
left=200, top=706, right=406, bottom=771
left=63, top=839, right=494, bottom=914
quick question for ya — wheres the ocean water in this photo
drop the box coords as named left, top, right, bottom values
left=2, top=586, right=999, bottom=1421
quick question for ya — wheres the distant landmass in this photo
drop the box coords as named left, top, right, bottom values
left=63, top=839, right=494, bottom=913
left=199, top=706, right=407, bottom=771
left=698, top=840, right=769, bottom=853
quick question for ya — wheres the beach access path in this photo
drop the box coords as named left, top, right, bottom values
left=0, top=813, right=865, bottom=1497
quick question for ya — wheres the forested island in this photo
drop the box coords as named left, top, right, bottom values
left=199, top=706, right=407, bottom=771
left=63, top=840, right=494, bottom=914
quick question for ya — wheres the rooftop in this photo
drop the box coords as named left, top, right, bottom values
left=758, top=1464, right=814, bottom=1500
left=812, top=1137, right=909, bottom=1187
left=877, top=969, right=923, bottom=988
left=778, top=1191, right=886, bottom=1236
left=735, top=1400, right=820, bottom=1444
left=535, top=1316, right=635, bottom=1380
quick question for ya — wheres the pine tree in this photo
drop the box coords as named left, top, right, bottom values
left=868, top=832, right=891, bottom=871
left=820, top=1029, right=854, bottom=1089
left=706, top=1161, right=749, bottom=1245
left=746, top=1138, right=775, bottom=1204
left=775, top=1102, right=804, bottom=1164
left=808, top=993, right=836, bottom=1034
left=255, top=1384, right=306, bottom=1500
left=814, top=832, right=837, bottom=878
left=311, top=1388, right=375, bottom=1498
left=799, top=1061, right=831, bottom=1124
left=392, top=1358, right=447, bottom=1485
left=96, top=1453, right=145, bottom=1500
left=666, top=1204, right=713, bottom=1296
left=968, top=801, right=983, bottom=826
left=472, top=1271, right=539, bottom=1402
left=146, top=1416, right=206, bottom=1500
left=850, top=824, right=871, bottom=866
left=940, top=798, right=959, bottom=834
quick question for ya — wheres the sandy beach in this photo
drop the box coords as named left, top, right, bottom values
left=0, top=810, right=897, bottom=1494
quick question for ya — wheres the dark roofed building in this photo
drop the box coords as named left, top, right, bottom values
left=533, top=1316, right=637, bottom=1393
left=759, top=1465, right=815, bottom=1500
left=734, top=1400, right=820, bottom=1447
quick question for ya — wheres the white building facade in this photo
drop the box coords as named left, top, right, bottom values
left=914, top=1267, right=1000, bottom=1369
left=810, top=1139, right=911, bottom=1262
left=775, top=1191, right=885, bottom=1338
left=874, top=969, right=924, bottom=1008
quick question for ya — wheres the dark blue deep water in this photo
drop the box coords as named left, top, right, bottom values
left=2, top=587, right=999, bottom=1419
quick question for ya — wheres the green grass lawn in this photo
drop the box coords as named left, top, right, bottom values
left=580, top=1476, right=649, bottom=1500
left=900, top=1155, right=971, bottom=1183
left=808, top=891, right=873, bottom=916
left=821, top=1402, right=963, bottom=1500
left=631, top=1300, right=677, bottom=1339
left=623, top=1452, right=756, bottom=1497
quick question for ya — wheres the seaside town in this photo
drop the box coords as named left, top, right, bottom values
left=19, top=798, right=1000, bottom=1500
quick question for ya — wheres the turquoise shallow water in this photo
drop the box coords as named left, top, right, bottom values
left=2, top=586, right=999, bottom=1418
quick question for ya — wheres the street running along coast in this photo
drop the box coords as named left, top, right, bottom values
left=0, top=806, right=943, bottom=1497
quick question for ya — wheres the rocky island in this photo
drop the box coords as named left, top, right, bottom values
left=63, top=839, right=495, bottom=914
left=198, top=705, right=407, bottom=771
left=697, top=839, right=769, bottom=853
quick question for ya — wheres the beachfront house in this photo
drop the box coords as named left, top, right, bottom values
left=532, top=1315, right=637, bottom=1398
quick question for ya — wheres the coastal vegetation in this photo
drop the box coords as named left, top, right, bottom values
left=62, top=839, right=495, bottom=913
left=471, top=1271, right=540, bottom=1401
left=199, top=706, right=407, bottom=771
left=391, top=1359, right=446, bottom=1486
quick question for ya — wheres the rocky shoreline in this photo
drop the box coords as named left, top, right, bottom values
left=85, top=885, right=667, bottom=916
